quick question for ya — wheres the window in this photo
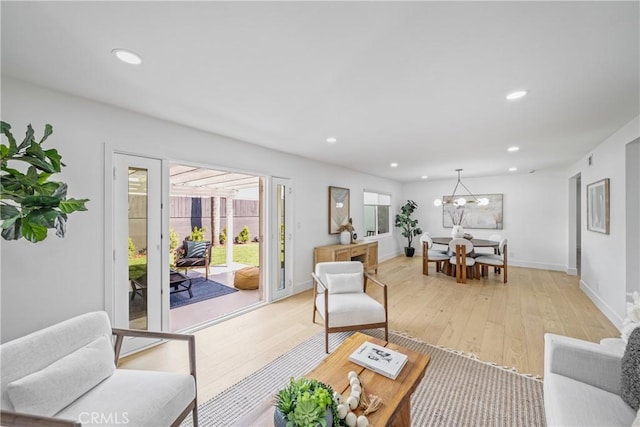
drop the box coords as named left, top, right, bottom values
left=363, top=191, right=391, bottom=237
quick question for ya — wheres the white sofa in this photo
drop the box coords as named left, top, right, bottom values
left=544, top=333, right=636, bottom=427
left=0, top=311, right=198, bottom=426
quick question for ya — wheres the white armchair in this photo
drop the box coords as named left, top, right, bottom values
left=544, top=333, right=636, bottom=426
left=312, top=262, right=388, bottom=353
left=0, top=312, right=198, bottom=427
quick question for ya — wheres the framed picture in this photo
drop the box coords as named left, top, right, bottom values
left=328, top=186, right=350, bottom=234
left=442, top=193, right=503, bottom=229
left=587, top=178, right=610, bottom=234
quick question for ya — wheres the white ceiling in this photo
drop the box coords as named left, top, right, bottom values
left=2, top=1, right=638, bottom=182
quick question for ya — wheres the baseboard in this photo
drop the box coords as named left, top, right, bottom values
left=293, top=279, right=313, bottom=295
left=566, top=267, right=578, bottom=276
left=580, top=279, right=623, bottom=330
left=508, top=259, right=566, bottom=272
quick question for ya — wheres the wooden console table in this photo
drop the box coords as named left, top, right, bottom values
left=314, top=241, right=378, bottom=273
left=234, top=332, right=430, bottom=426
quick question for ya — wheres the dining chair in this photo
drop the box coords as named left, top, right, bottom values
left=311, top=261, right=388, bottom=353
left=422, top=235, right=449, bottom=276
left=448, top=238, right=476, bottom=283
left=475, top=238, right=508, bottom=283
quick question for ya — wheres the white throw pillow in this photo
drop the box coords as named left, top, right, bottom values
left=7, top=334, right=115, bottom=417
left=325, top=272, right=362, bottom=294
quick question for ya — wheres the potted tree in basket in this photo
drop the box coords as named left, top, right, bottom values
left=394, top=200, right=422, bottom=257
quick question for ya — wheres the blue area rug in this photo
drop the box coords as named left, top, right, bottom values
left=170, top=276, right=238, bottom=309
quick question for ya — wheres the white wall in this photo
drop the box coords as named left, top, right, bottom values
left=568, top=116, right=640, bottom=328
left=0, top=77, right=403, bottom=342
left=626, top=139, right=640, bottom=296
left=403, top=172, right=568, bottom=271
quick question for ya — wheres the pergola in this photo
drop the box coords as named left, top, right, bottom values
left=169, top=164, right=260, bottom=267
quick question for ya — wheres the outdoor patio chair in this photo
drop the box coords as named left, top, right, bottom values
left=175, top=240, right=212, bottom=280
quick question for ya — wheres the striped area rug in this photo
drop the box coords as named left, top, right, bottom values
left=185, top=330, right=545, bottom=426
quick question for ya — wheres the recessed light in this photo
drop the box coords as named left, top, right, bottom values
left=326, top=137, right=337, bottom=144
left=509, top=167, right=518, bottom=172
left=390, top=162, right=398, bottom=168
left=421, top=175, right=428, bottom=179
left=507, top=146, right=520, bottom=152
left=112, top=48, right=142, bottom=65
left=506, top=90, right=527, bottom=100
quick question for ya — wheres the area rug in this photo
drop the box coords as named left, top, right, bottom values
left=170, top=277, right=238, bottom=309
left=184, top=330, right=545, bottom=426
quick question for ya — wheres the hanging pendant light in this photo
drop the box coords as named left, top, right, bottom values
left=434, top=169, right=489, bottom=207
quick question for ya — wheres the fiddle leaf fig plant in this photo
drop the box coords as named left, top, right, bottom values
left=395, top=200, right=423, bottom=249
left=0, top=121, right=89, bottom=242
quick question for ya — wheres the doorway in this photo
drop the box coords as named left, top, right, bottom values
left=168, top=163, right=265, bottom=331
left=568, top=173, right=581, bottom=276
left=112, top=153, right=164, bottom=353
left=271, top=177, right=293, bottom=301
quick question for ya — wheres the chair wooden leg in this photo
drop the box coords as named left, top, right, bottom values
left=504, top=266, right=508, bottom=284
left=325, top=330, right=329, bottom=353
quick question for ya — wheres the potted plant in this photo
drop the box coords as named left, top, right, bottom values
left=394, top=200, right=422, bottom=257
left=0, top=122, right=89, bottom=242
left=274, top=377, right=341, bottom=427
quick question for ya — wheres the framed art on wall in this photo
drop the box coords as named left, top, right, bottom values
left=328, top=186, right=350, bottom=234
left=587, top=178, right=610, bottom=234
left=442, top=193, right=504, bottom=229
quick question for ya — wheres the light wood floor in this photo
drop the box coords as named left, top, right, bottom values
left=120, top=255, right=619, bottom=403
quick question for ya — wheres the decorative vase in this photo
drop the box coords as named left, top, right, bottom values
left=340, top=231, right=351, bottom=245
left=452, top=225, right=464, bottom=238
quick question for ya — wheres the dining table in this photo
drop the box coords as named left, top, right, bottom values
left=430, top=237, right=500, bottom=281
left=431, top=237, right=500, bottom=248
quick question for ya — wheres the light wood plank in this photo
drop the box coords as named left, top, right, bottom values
left=120, top=255, right=619, bottom=405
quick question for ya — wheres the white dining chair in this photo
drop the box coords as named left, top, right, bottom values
left=448, top=238, right=476, bottom=283
left=475, top=238, right=508, bottom=283
left=422, top=235, right=449, bottom=276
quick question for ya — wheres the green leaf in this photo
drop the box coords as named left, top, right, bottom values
left=18, top=124, right=35, bottom=150
left=21, top=195, right=60, bottom=208
left=1, top=218, right=21, bottom=240
left=58, top=198, right=89, bottom=214
left=37, top=172, right=52, bottom=184
left=26, top=209, right=58, bottom=228
left=55, top=212, right=67, bottom=238
left=0, top=204, right=20, bottom=220
left=1, top=121, right=17, bottom=153
left=51, top=182, right=68, bottom=199
left=21, top=219, right=48, bottom=242
left=26, top=140, right=47, bottom=162
left=43, top=149, right=62, bottom=172
left=15, top=155, right=56, bottom=173
left=40, top=124, right=53, bottom=144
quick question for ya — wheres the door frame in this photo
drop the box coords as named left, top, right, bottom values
left=104, top=146, right=169, bottom=337
left=270, top=177, right=294, bottom=301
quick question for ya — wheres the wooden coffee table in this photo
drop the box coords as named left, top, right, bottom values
left=235, top=332, right=430, bottom=426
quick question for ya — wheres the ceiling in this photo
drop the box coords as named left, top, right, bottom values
left=2, top=1, right=638, bottom=182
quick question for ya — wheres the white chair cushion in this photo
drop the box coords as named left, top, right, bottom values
left=427, top=250, right=449, bottom=260
left=325, top=272, right=363, bottom=294
left=544, top=371, right=635, bottom=427
left=55, top=369, right=195, bottom=426
left=450, top=256, right=475, bottom=266
left=7, top=334, right=115, bottom=417
left=1, top=311, right=112, bottom=411
left=475, top=255, right=504, bottom=266
left=315, top=294, right=385, bottom=328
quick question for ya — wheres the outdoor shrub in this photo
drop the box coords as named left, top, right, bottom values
left=220, top=227, right=227, bottom=245
left=169, top=228, right=180, bottom=253
left=189, top=226, right=207, bottom=241
left=128, top=238, right=136, bottom=257
left=238, top=226, right=250, bottom=244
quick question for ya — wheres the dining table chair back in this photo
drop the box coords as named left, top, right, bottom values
left=422, top=235, right=449, bottom=276
left=448, top=238, right=475, bottom=283
left=475, top=238, right=509, bottom=283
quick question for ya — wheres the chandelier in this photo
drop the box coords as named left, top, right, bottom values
left=433, top=169, right=489, bottom=207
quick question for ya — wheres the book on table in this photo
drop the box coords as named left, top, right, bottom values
left=348, top=341, right=409, bottom=380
